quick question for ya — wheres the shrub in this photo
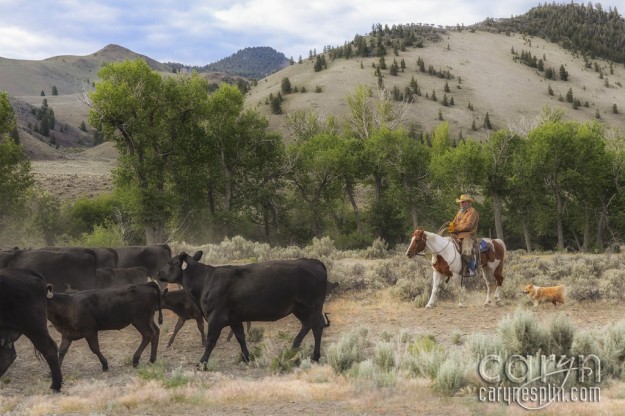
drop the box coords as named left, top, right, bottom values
left=498, top=308, right=550, bottom=356
left=599, top=269, right=625, bottom=301
left=68, top=223, right=124, bottom=247
left=390, top=278, right=429, bottom=302
left=405, top=335, right=446, bottom=378
left=305, top=236, right=336, bottom=258
left=327, top=328, right=369, bottom=374
left=246, top=327, right=264, bottom=343
left=271, top=347, right=304, bottom=373
left=549, top=314, right=575, bottom=356
left=137, top=362, right=191, bottom=388
left=373, top=342, right=396, bottom=372
left=433, top=351, right=470, bottom=395
left=466, top=333, right=505, bottom=360
left=596, top=321, right=625, bottom=378
left=571, top=329, right=601, bottom=355
left=365, top=237, right=389, bottom=259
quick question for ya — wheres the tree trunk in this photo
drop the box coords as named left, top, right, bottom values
left=555, top=190, right=565, bottom=250
left=596, top=206, right=607, bottom=249
left=344, top=177, right=363, bottom=235
left=492, top=191, right=504, bottom=240
left=521, top=216, right=532, bottom=253
left=144, top=221, right=165, bottom=245
left=582, top=204, right=590, bottom=252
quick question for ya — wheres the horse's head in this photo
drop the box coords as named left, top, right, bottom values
left=405, top=228, right=427, bottom=258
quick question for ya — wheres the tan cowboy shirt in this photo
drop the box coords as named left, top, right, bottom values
left=453, top=206, right=479, bottom=239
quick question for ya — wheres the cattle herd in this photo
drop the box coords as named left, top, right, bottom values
left=0, top=244, right=332, bottom=392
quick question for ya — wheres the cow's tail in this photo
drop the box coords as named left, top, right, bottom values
left=323, top=312, right=331, bottom=328
left=149, top=281, right=163, bottom=325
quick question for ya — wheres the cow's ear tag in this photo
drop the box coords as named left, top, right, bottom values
left=182, top=260, right=188, bottom=271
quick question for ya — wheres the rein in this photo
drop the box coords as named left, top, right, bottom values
left=430, top=238, right=451, bottom=255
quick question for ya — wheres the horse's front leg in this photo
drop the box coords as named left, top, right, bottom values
left=426, top=272, right=443, bottom=308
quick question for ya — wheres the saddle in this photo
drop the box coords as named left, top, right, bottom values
left=449, top=237, right=494, bottom=281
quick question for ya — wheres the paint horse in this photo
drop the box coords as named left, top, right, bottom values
left=405, top=228, right=506, bottom=307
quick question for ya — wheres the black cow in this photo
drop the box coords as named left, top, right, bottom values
left=0, top=248, right=97, bottom=291
left=95, top=267, right=148, bottom=289
left=0, top=269, right=62, bottom=391
left=161, top=288, right=206, bottom=347
left=158, top=251, right=329, bottom=369
left=114, top=244, right=171, bottom=278
left=46, top=282, right=163, bottom=370
left=161, top=288, right=251, bottom=346
left=44, top=247, right=118, bottom=269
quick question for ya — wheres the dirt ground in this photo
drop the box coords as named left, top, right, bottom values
left=1, top=288, right=624, bottom=415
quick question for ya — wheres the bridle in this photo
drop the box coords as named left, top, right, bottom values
left=406, top=230, right=426, bottom=257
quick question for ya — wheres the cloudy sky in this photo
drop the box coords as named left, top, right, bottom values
left=0, top=1, right=622, bottom=66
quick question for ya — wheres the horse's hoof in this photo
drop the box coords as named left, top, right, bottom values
left=425, top=304, right=433, bottom=308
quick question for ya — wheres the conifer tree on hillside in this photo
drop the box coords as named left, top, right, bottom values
left=484, top=112, right=492, bottom=129
left=559, top=64, right=569, bottom=81
left=281, top=77, right=292, bottom=94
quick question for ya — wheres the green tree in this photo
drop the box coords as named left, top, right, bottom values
left=281, top=77, right=292, bottom=94
left=270, top=95, right=282, bottom=114
left=52, top=85, right=58, bottom=96
left=0, top=92, right=33, bottom=231
left=483, top=112, right=492, bottom=129
left=285, top=132, right=344, bottom=237
left=482, top=130, right=522, bottom=239
left=559, top=64, right=569, bottom=81
left=88, top=59, right=209, bottom=244
left=190, top=84, right=285, bottom=238
left=525, top=121, right=580, bottom=250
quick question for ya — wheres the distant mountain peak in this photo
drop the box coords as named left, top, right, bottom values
left=203, top=46, right=289, bottom=80
left=96, top=44, right=134, bottom=55
left=90, top=44, right=169, bottom=72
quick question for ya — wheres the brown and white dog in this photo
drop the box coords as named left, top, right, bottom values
left=523, top=284, right=565, bottom=307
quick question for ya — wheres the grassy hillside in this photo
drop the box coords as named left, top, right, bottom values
left=247, top=29, right=625, bottom=141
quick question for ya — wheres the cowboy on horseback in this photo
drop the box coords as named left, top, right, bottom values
left=448, top=194, right=479, bottom=277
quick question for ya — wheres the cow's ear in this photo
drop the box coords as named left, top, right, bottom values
left=46, top=284, right=54, bottom=299
left=192, top=251, right=203, bottom=261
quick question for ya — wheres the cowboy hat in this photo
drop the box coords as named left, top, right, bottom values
left=456, top=194, right=474, bottom=203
